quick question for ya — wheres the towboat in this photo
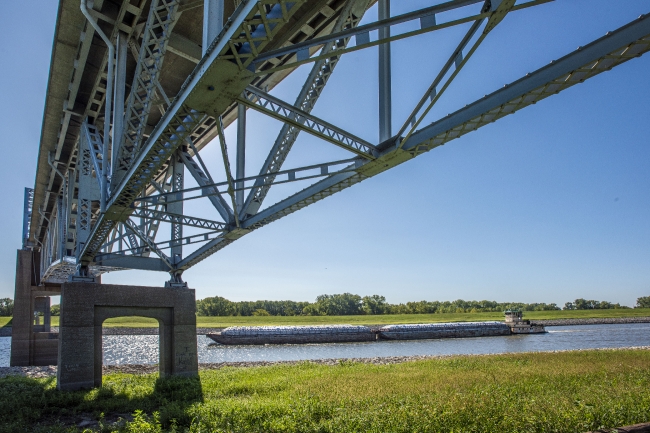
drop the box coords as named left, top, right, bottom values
left=504, top=310, right=546, bottom=334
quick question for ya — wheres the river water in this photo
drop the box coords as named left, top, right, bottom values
left=1, top=323, right=649, bottom=367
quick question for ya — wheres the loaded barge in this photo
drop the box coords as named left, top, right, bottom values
left=206, top=311, right=545, bottom=345
left=207, top=325, right=375, bottom=345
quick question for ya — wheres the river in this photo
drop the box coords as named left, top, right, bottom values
left=1, top=323, right=649, bottom=367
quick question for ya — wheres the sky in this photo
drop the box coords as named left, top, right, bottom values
left=0, top=0, right=648, bottom=307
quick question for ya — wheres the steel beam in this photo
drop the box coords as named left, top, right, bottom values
left=397, top=18, right=486, bottom=145
left=115, top=0, right=180, bottom=184
left=130, top=208, right=227, bottom=231
left=402, top=14, right=650, bottom=152
left=203, top=0, right=224, bottom=55
left=180, top=147, right=234, bottom=222
left=236, top=103, right=246, bottom=210
left=252, top=0, right=550, bottom=76
left=176, top=234, right=232, bottom=270
left=239, top=86, right=377, bottom=159
left=93, top=254, right=169, bottom=272
left=112, top=31, right=128, bottom=168
left=75, top=129, right=101, bottom=259
left=81, top=123, right=108, bottom=192
left=254, top=0, right=483, bottom=66
left=216, top=118, right=240, bottom=227
left=123, top=219, right=173, bottom=269
left=65, top=170, right=76, bottom=255
left=378, top=0, right=392, bottom=142
left=22, top=188, right=34, bottom=249
left=169, top=151, right=184, bottom=263
left=71, top=2, right=650, bottom=278
left=155, top=230, right=224, bottom=251
left=79, top=0, right=306, bottom=263
left=138, top=158, right=360, bottom=206
left=241, top=14, right=650, bottom=236
left=241, top=0, right=364, bottom=218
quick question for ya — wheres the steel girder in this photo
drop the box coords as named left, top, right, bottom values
left=241, top=0, right=366, bottom=218
left=22, top=188, right=34, bottom=249
left=239, top=86, right=378, bottom=159
left=77, top=0, right=310, bottom=266
left=114, top=0, right=180, bottom=184
left=242, top=13, right=650, bottom=233
left=29, top=0, right=650, bottom=284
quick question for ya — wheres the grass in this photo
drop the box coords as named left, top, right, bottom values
left=3, top=308, right=650, bottom=329
left=0, top=349, right=649, bottom=432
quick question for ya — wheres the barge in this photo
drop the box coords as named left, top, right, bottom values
left=206, top=312, right=545, bottom=345
left=206, top=325, right=375, bottom=345
left=377, top=321, right=511, bottom=340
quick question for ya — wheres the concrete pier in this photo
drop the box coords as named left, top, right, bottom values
left=57, top=282, right=198, bottom=391
left=10, top=249, right=60, bottom=366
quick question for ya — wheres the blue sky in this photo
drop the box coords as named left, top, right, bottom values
left=0, top=0, right=648, bottom=306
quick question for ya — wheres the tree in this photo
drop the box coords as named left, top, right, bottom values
left=361, top=295, right=388, bottom=315
left=636, top=296, right=650, bottom=308
left=251, top=309, right=270, bottom=316
left=196, top=296, right=236, bottom=316
left=0, top=298, right=13, bottom=316
left=314, top=293, right=362, bottom=315
left=302, top=304, right=324, bottom=316
left=51, top=304, right=60, bottom=316
left=565, top=298, right=627, bottom=310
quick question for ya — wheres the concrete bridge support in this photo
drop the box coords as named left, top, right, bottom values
left=57, top=282, right=198, bottom=391
left=10, top=249, right=60, bottom=366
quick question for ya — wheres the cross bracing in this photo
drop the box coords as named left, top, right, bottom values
left=26, top=0, right=650, bottom=286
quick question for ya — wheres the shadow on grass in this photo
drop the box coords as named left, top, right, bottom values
left=0, top=372, right=203, bottom=432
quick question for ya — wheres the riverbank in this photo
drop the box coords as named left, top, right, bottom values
left=1, top=348, right=649, bottom=432
left=2, top=346, right=649, bottom=379
left=2, top=308, right=650, bottom=330
left=2, top=312, right=649, bottom=336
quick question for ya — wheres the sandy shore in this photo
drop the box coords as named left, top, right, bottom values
left=2, top=346, right=648, bottom=379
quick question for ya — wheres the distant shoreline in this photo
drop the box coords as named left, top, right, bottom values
left=2, top=316, right=648, bottom=336
left=530, top=317, right=650, bottom=326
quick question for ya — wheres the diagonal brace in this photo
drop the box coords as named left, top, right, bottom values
left=123, top=218, right=173, bottom=269
left=131, top=207, right=228, bottom=231
left=238, top=86, right=377, bottom=159
left=179, top=148, right=234, bottom=223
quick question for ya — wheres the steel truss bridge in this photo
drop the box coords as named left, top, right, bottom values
left=24, top=0, right=650, bottom=286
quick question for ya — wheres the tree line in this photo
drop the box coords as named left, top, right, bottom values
left=195, top=294, right=650, bottom=317
left=0, top=295, right=648, bottom=317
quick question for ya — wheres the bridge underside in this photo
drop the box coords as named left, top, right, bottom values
left=13, top=0, right=650, bottom=390
left=22, top=0, right=650, bottom=286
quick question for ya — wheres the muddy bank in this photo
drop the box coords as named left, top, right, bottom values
left=2, top=346, right=648, bottom=379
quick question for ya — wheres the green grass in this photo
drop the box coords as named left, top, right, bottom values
left=5, top=308, right=650, bottom=328
left=1, top=349, right=649, bottom=432
left=0, top=317, right=11, bottom=327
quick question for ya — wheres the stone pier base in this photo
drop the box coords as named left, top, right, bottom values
left=57, top=282, right=198, bottom=391
left=10, top=249, right=60, bottom=366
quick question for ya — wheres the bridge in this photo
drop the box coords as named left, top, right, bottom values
left=10, top=0, right=650, bottom=389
